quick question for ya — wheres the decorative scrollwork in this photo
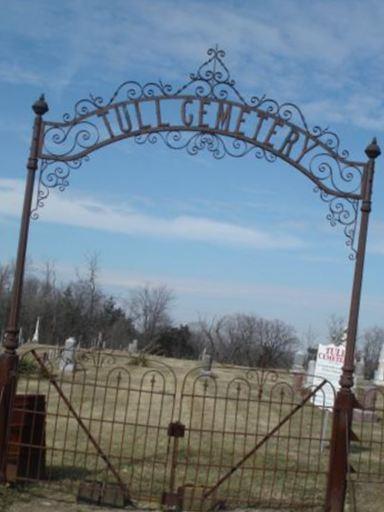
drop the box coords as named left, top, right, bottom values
left=44, top=121, right=100, bottom=158
left=35, top=46, right=368, bottom=254
left=316, top=189, right=359, bottom=258
left=308, top=154, right=362, bottom=195
left=135, top=130, right=276, bottom=162
left=32, top=158, right=87, bottom=218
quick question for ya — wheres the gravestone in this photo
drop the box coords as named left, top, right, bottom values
left=355, top=357, right=365, bottom=386
left=128, top=339, right=138, bottom=354
left=202, top=352, right=212, bottom=371
left=200, top=352, right=214, bottom=378
left=374, top=345, right=384, bottom=385
left=32, top=317, right=40, bottom=343
left=306, top=359, right=316, bottom=388
left=59, top=337, right=78, bottom=372
left=291, top=351, right=305, bottom=393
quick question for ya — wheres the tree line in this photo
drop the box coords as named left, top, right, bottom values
left=0, top=258, right=383, bottom=374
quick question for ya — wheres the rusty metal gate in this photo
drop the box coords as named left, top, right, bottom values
left=8, top=347, right=336, bottom=510
left=11, top=347, right=177, bottom=507
left=0, top=47, right=381, bottom=512
left=164, top=366, right=333, bottom=511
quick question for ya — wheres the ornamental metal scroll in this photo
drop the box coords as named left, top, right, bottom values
left=33, top=47, right=366, bottom=256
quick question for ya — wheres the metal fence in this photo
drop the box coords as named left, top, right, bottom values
left=347, top=386, right=384, bottom=512
left=8, top=347, right=338, bottom=510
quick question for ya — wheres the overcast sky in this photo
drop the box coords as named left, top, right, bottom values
left=1, top=0, right=384, bottom=343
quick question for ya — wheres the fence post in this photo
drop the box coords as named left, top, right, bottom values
left=162, top=421, right=185, bottom=510
left=325, top=138, right=381, bottom=511
left=0, top=95, right=48, bottom=482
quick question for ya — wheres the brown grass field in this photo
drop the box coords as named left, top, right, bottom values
left=3, top=345, right=384, bottom=511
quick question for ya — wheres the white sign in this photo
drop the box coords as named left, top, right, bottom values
left=312, top=343, right=345, bottom=409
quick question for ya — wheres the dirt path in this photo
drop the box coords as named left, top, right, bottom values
left=1, top=487, right=295, bottom=512
left=1, top=486, right=140, bottom=512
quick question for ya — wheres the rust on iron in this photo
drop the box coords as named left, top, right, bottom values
left=30, top=349, right=132, bottom=505
left=0, top=48, right=381, bottom=512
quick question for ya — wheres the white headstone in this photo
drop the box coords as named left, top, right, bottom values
left=128, top=339, right=138, bottom=354
left=32, top=317, right=40, bottom=343
left=59, top=337, right=78, bottom=372
left=201, top=353, right=213, bottom=372
left=312, top=342, right=345, bottom=409
left=374, top=345, right=384, bottom=385
left=306, top=359, right=316, bottom=388
left=355, top=357, right=365, bottom=384
left=292, top=350, right=305, bottom=372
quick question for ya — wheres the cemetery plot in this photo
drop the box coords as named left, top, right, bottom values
left=10, top=347, right=336, bottom=511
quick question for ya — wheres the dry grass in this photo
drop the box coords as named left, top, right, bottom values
left=11, top=346, right=384, bottom=511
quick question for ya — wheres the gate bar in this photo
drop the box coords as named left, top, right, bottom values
left=202, top=379, right=327, bottom=501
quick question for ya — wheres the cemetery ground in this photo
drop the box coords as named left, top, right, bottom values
left=4, top=346, right=384, bottom=512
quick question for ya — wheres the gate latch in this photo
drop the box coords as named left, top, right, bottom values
left=167, top=421, right=185, bottom=438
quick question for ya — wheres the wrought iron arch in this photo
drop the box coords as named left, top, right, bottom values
left=34, top=47, right=366, bottom=255
left=0, top=47, right=381, bottom=512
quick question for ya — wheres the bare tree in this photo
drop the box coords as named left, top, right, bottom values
left=0, top=262, right=12, bottom=337
left=0, top=263, right=12, bottom=299
left=327, top=314, right=346, bottom=345
left=128, top=285, right=174, bottom=346
left=194, top=314, right=298, bottom=368
left=363, top=327, right=384, bottom=379
left=195, top=315, right=227, bottom=359
left=301, top=325, right=318, bottom=349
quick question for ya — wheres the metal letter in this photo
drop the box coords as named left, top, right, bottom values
left=252, top=111, right=269, bottom=141
left=279, top=129, right=300, bottom=158
left=295, top=134, right=319, bottom=164
left=215, top=101, right=232, bottom=131
left=134, top=101, right=151, bottom=131
left=263, top=117, right=284, bottom=148
left=97, top=110, right=115, bottom=138
left=198, top=98, right=211, bottom=129
left=114, top=104, right=132, bottom=134
left=234, top=105, right=252, bottom=136
left=155, top=98, right=170, bottom=129
left=181, top=99, right=194, bottom=127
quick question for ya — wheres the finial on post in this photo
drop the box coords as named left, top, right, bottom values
left=365, top=137, right=381, bottom=160
left=32, top=94, right=49, bottom=116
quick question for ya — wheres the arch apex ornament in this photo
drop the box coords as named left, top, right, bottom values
left=33, top=47, right=372, bottom=256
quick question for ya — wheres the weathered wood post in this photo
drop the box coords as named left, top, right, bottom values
left=325, top=138, right=381, bottom=511
left=0, top=95, right=48, bottom=482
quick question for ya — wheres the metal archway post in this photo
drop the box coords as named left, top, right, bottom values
left=325, top=138, right=381, bottom=512
left=0, top=95, right=48, bottom=482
